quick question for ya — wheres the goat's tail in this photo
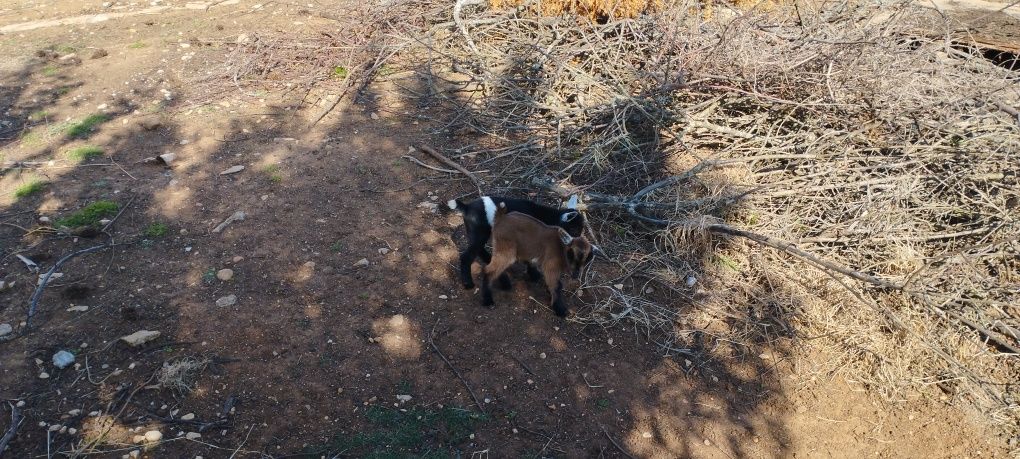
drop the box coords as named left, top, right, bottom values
left=494, top=201, right=509, bottom=222
left=445, top=198, right=467, bottom=214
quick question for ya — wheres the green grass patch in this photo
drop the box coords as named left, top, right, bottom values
left=128, top=41, right=147, bottom=49
left=56, top=201, right=119, bottom=228
left=66, top=145, right=104, bottom=161
left=66, top=114, right=109, bottom=138
left=306, top=405, right=487, bottom=458
left=53, top=44, right=77, bottom=54
left=261, top=164, right=284, bottom=183
left=144, top=222, right=169, bottom=238
left=41, top=65, right=59, bottom=77
left=14, top=180, right=46, bottom=198
left=20, top=130, right=46, bottom=148
left=331, top=66, right=348, bottom=79
left=28, top=110, right=51, bottom=122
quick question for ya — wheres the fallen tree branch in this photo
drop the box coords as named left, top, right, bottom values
left=0, top=404, right=23, bottom=458
left=414, top=144, right=484, bottom=190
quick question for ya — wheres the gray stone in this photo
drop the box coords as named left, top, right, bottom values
left=52, top=350, right=75, bottom=369
left=216, top=295, right=237, bottom=307
left=120, top=330, right=161, bottom=347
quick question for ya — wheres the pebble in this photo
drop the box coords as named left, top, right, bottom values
left=16, top=401, right=25, bottom=408
left=0, top=323, right=12, bottom=337
left=219, top=165, right=244, bottom=175
left=49, top=424, right=62, bottom=432
left=39, top=216, right=50, bottom=223
left=216, top=269, right=234, bottom=281
left=185, top=432, right=201, bottom=440
left=438, top=295, right=448, bottom=300
left=370, top=112, right=379, bottom=120
left=144, top=430, right=162, bottom=442
left=704, top=439, right=711, bottom=445
left=232, top=256, right=244, bottom=263
left=613, top=283, right=624, bottom=289
left=216, top=295, right=237, bottom=307
left=38, top=421, right=47, bottom=427
left=396, top=395, right=412, bottom=403
left=642, top=432, right=652, bottom=438
left=97, top=103, right=108, bottom=110
left=89, top=411, right=100, bottom=417
left=39, top=372, right=50, bottom=379
left=645, top=287, right=655, bottom=294
left=90, top=48, right=109, bottom=59
left=66, top=305, right=89, bottom=312
left=68, top=409, right=81, bottom=416
left=354, top=258, right=370, bottom=267
left=180, top=413, right=195, bottom=421
left=539, top=352, right=547, bottom=359
left=378, top=248, right=390, bottom=255
left=68, top=427, right=77, bottom=435
left=120, top=330, right=161, bottom=347
left=52, top=350, right=76, bottom=369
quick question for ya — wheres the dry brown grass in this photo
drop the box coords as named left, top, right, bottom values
left=490, top=0, right=663, bottom=19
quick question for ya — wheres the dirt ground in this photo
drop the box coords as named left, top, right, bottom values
left=0, top=1, right=1013, bottom=457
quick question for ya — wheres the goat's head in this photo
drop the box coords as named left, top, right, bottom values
left=559, top=229, right=594, bottom=279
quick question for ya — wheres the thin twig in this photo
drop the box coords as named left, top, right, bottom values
left=601, top=426, right=634, bottom=459
left=414, top=144, right=484, bottom=190
left=429, top=320, right=486, bottom=413
left=0, top=404, right=23, bottom=457
left=25, top=244, right=114, bottom=329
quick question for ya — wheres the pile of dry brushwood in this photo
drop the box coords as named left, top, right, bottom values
left=223, top=0, right=1019, bottom=442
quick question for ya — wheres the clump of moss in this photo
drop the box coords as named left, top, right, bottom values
left=56, top=201, right=119, bottom=228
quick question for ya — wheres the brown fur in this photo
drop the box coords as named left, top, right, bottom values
left=480, top=204, right=593, bottom=317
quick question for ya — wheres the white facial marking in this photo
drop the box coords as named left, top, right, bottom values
left=482, top=196, right=497, bottom=226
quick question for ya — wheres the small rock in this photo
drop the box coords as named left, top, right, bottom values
left=438, top=295, right=448, bottom=300
left=38, top=272, right=64, bottom=285
left=52, top=350, right=76, bottom=369
left=16, top=400, right=25, bottom=408
left=539, top=352, right=547, bottom=359
left=0, top=323, right=12, bottom=337
left=378, top=248, right=390, bottom=255
left=185, top=432, right=201, bottom=440
left=212, top=211, right=246, bottom=233
left=232, top=256, right=244, bottom=263
left=685, top=275, right=697, bottom=287
left=417, top=201, right=439, bottom=212
left=645, top=287, right=655, bottom=294
left=49, top=424, right=62, bottom=432
left=68, top=427, right=77, bottom=435
left=370, top=112, right=379, bottom=120
left=236, top=33, right=250, bottom=44
left=88, top=411, right=100, bottom=417
left=129, top=451, right=140, bottom=459
left=90, top=48, right=109, bottom=59
left=97, top=103, right=108, bottom=110
left=143, top=430, right=162, bottom=442
left=613, top=283, right=624, bottom=289
left=216, top=269, right=234, bottom=281
left=120, top=330, right=161, bottom=347
left=216, top=295, right=237, bottom=307
left=66, top=305, right=89, bottom=312
left=642, top=432, right=652, bottom=438
left=39, top=216, right=51, bottom=223
left=395, top=395, right=412, bottom=403
left=220, top=165, right=244, bottom=175
left=138, top=115, right=162, bottom=131
left=354, top=258, right=370, bottom=267
left=68, top=409, right=81, bottom=416
left=58, top=53, right=77, bottom=61
left=704, top=439, right=711, bottom=446
left=180, top=413, right=195, bottom=421
left=39, top=372, right=50, bottom=379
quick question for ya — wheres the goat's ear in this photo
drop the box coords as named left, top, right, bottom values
left=565, top=194, right=578, bottom=209
left=560, top=211, right=579, bottom=223
left=559, top=229, right=573, bottom=246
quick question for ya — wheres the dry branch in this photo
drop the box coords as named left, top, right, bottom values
left=414, top=145, right=485, bottom=189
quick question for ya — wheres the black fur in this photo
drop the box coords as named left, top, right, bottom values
left=448, top=196, right=585, bottom=289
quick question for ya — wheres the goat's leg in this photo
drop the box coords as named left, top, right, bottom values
left=525, top=263, right=543, bottom=282
left=496, top=269, right=513, bottom=290
left=481, top=256, right=514, bottom=307
left=458, top=230, right=489, bottom=290
left=545, top=275, right=568, bottom=317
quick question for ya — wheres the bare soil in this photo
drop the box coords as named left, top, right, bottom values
left=0, top=1, right=1011, bottom=457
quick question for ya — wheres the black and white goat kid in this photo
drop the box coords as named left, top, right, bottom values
left=446, top=195, right=585, bottom=289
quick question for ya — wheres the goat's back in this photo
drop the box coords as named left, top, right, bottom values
left=492, top=211, right=563, bottom=259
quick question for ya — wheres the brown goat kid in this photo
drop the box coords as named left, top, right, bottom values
left=481, top=203, right=594, bottom=317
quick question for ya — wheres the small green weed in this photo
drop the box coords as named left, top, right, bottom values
left=128, top=41, right=147, bottom=49
left=14, top=180, right=46, bottom=198
left=144, top=222, right=169, bottom=238
left=262, top=164, right=283, bottom=183
left=91, top=179, right=109, bottom=188
left=716, top=254, right=742, bottom=272
left=331, top=66, right=348, bottom=79
left=56, top=201, right=119, bottom=228
left=41, top=65, right=59, bottom=77
left=66, top=114, right=109, bottom=138
left=54, top=86, right=73, bottom=96
left=306, top=405, right=487, bottom=458
left=329, top=241, right=344, bottom=253
left=20, top=130, right=45, bottom=148
left=202, top=268, right=216, bottom=284
left=596, top=398, right=611, bottom=409
left=67, top=145, right=104, bottom=161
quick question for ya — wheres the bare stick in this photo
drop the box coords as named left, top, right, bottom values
left=601, top=426, right=634, bottom=459
left=0, top=404, right=23, bottom=457
left=26, top=244, right=113, bottom=329
left=414, top=145, right=484, bottom=190
left=429, top=320, right=486, bottom=413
